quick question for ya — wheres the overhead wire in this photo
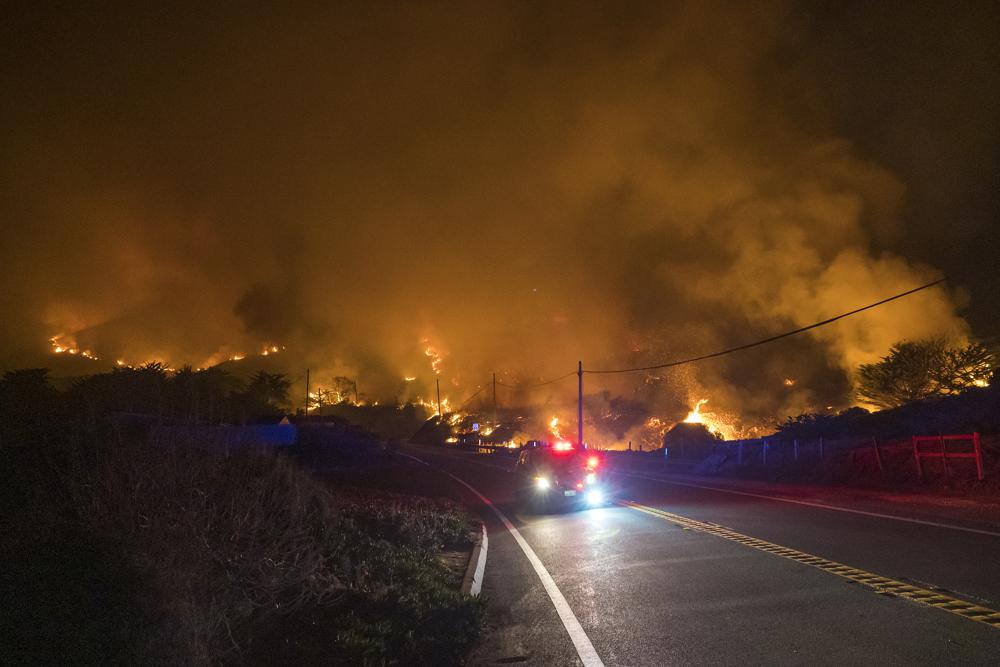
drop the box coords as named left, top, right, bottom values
left=584, top=278, right=947, bottom=374
left=495, top=370, right=578, bottom=390
left=453, top=382, right=490, bottom=411
left=437, top=279, right=947, bottom=410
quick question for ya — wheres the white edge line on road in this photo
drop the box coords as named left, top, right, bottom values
left=613, top=469, right=1000, bottom=538
left=402, top=452, right=603, bottom=667
left=461, top=524, right=488, bottom=596
left=397, top=452, right=430, bottom=466
left=401, top=451, right=604, bottom=665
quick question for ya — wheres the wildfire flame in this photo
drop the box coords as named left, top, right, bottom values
left=682, top=398, right=738, bottom=440
left=49, top=335, right=98, bottom=361
left=414, top=396, right=453, bottom=416
left=48, top=333, right=286, bottom=368
left=684, top=399, right=709, bottom=425
left=549, top=416, right=561, bottom=439
left=424, top=346, right=443, bottom=374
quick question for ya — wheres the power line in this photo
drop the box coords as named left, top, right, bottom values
left=454, top=383, right=490, bottom=410
left=585, top=278, right=947, bottom=375
left=495, top=370, right=578, bottom=389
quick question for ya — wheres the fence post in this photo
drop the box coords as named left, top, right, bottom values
left=913, top=436, right=924, bottom=481
left=974, top=432, right=984, bottom=481
left=939, top=436, right=949, bottom=478
left=873, top=437, right=884, bottom=475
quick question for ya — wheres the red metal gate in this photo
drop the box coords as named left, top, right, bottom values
left=912, top=433, right=984, bottom=481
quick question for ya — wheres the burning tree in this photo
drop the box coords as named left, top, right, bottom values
left=331, top=376, right=358, bottom=404
left=855, top=339, right=995, bottom=409
left=309, top=388, right=336, bottom=415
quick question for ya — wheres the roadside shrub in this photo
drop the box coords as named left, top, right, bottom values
left=54, top=441, right=483, bottom=664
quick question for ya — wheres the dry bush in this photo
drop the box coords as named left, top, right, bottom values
left=67, top=442, right=353, bottom=663
left=62, top=441, right=483, bottom=665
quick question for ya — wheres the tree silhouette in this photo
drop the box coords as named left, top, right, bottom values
left=856, top=339, right=995, bottom=409
left=240, top=371, right=291, bottom=420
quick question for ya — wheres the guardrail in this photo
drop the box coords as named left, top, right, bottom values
left=456, top=443, right=520, bottom=455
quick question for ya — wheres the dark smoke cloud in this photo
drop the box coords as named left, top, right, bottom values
left=2, top=2, right=997, bottom=438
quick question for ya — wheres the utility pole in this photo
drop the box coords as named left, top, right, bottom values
left=305, top=368, right=310, bottom=413
left=492, top=372, right=497, bottom=430
left=436, top=377, right=442, bottom=419
left=577, top=360, right=583, bottom=448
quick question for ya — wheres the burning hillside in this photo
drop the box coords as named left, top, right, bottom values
left=3, top=4, right=995, bottom=436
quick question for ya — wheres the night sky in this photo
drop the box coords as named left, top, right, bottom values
left=2, top=2, right=998, bottom=432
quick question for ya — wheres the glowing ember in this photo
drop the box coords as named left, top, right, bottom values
left=783, top=378, right=796, bottom=386
left=404, top=376, right=417, bottom=382
left=646, top=416, right=668, bottom=430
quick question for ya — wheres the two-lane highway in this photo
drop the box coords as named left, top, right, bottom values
left=403, top=445, right=1000, bottom=665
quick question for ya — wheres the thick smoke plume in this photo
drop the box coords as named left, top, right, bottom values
left=3, top=2, right=996, bottom=442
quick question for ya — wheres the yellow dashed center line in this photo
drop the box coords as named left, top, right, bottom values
left=620, top=500, right=1000, bottom=630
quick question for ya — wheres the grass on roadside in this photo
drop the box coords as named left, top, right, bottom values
left=3, top=441, right=485, bottom=665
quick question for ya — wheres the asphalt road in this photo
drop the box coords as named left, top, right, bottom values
left=401, top=445, right=1000, bottom=666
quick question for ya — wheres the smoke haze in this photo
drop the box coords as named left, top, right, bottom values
left=3, top=2, right=998, bottom=437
